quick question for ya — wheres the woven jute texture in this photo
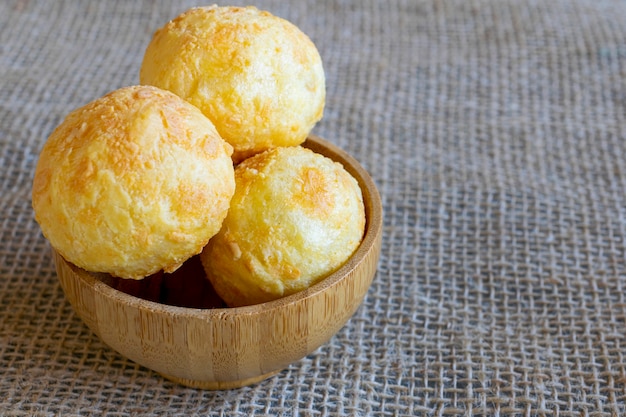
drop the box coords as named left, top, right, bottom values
left=2, top=0, right=626, bottom=415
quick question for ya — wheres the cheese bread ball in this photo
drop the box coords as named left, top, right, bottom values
left=32, top=85, right=235, bottom=279
left=200, top=146, right=365, bottom=307
left=139, top=5, right=326, bottom=163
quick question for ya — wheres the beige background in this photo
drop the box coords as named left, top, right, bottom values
left=2, top=0, right=626, bottom=415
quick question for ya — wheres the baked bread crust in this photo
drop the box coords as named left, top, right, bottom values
left=139, top=6, right=325, bottom=163
left=201, top=146, right=365, bottom=307
left=32, top=85, right=235, bottom=279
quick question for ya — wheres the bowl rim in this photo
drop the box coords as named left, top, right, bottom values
left=63, top=134, right=382, bottom=318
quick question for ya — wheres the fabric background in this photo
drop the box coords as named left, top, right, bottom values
left=2, top=0, right=626, bottom=415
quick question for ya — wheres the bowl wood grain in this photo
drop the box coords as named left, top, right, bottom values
left=54, top=135, right=383, bottom=389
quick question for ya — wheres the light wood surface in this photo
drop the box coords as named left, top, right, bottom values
left=54, top=135, right=383, bottom=389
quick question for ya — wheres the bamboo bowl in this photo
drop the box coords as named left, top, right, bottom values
left=53, top=135, right=382, bottom=390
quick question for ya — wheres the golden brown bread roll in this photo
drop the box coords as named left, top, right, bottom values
left=139, top=5, right=326, bottom=163
left=32, top=85, right=235, bottom=279
left=200, top=146, right=365, bottom=307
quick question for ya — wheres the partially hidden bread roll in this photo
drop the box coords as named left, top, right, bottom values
left=200, top=146, right=365, bottom=307
left=32, top=85, right=235, bottom=279
left=139, top=5, right=326, bottom=163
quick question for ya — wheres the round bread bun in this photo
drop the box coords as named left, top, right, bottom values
left=32, top=85, right=236, bottom=279
left=200, top=146, right=365, bottom=307
left=139, top=5, right=326, bottom=163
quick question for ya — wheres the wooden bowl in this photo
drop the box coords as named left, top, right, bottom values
left=53, top=135, right=382, bottom=390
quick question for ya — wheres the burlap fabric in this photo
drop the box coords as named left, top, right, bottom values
left=2, top=0, right=626, bottom=415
